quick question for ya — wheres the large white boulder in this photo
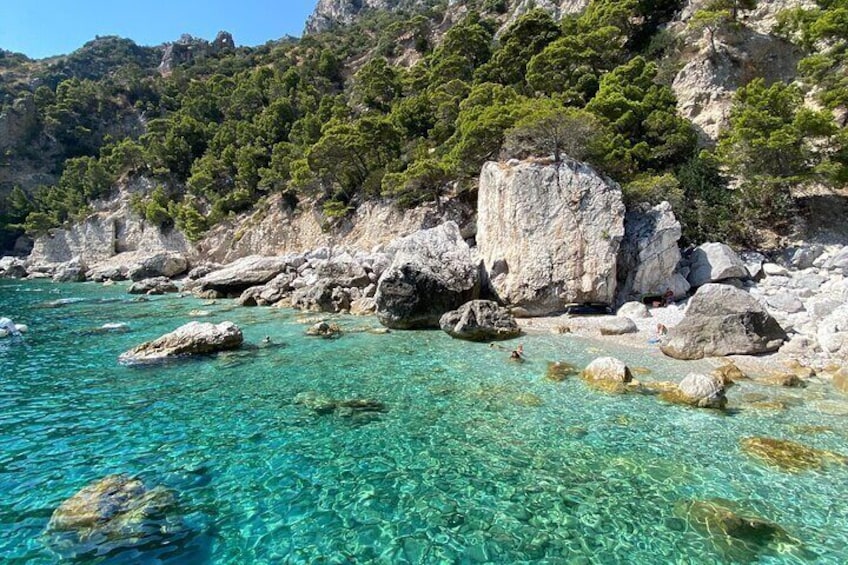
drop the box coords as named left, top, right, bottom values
left=477, top=159, right=625, bottom=315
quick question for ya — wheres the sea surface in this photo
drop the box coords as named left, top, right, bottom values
left=1, top=279, right=848, bottom=564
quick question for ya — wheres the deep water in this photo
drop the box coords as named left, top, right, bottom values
left=2, top=279, right=848, bottom=564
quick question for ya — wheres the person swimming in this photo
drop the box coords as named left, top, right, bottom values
left=510, top=344, right=524, bottom=360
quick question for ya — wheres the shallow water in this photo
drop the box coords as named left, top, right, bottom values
left=1, top=279, right=848, bottom=564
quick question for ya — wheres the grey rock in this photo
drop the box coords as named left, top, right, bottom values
left=598, top=316, right=639, bottom=336
left=439, top=300, right=522, bottom=342
left=192, top=255, right=288, bottom=296
left=311, top=253, right=370, bottom=288
left=0, top=256, right=28, bottom=278
left=581, top=357, right=633, bottom=383
left=817, top=305, right=848, bottom=358
left=52, top=263, right=86, bottom=283
left=793, top=273, right=825, bottom=292
left=128, top=277, right=178, bottom=295
left=687, top=243, right=748, bottom=287
left=787, top=245, right=823, bottom=269
left=661, top=284, right=787, bottom=360
left=740, top=251, right=766, bottom=279
left=291, top=281, right=351, bottom=313
left=477, top=159, right=624, bottom=315
left=375, top=222, right=480, bottom=329
left=762, top=262, right=789, bottom=277
left=766, top=291, right=805, bottom=314
left=128, top=252, right=188, bottom=281
left=825, top=247, right=848, bottom=274
left=119, top=321, right=243, bottom=363
left=617, top=201, right=686, bottom=303
left=187, top=263, right=221, bottom=280
left=617, top=301, right=651, bottom=319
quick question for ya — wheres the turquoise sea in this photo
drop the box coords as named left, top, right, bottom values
left=2, top=279, right=848, bottom=564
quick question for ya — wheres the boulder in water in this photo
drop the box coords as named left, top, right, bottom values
left=660, top=373, right=727, bottom=409
left=118, top=321, right=243, bottom=363
left=305, top=321, right=342, bottom=339
left=675, top=498, right=799, bottom=562
left=439, top=300, right=521, bottom=341
left=581, top=357, right=633, bottom=393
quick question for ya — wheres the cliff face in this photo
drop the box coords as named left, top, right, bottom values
left=670, top=0, right=809, bottom=143
left=305, top=0, right=589, bottom=34
left=28, top=176, right=473, bottom=270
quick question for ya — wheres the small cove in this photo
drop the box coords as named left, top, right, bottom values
left=1, top=279, right=848, bottom=563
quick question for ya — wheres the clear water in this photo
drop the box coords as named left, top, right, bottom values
left=2, top=279, right=848, bottom=564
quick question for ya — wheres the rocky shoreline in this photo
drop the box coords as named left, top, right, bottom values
left=2, top=157, right=847, bottom=393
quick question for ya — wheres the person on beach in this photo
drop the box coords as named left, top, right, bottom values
left=648, top=324, right=667, bottom=345
left=662, top=288, right=675, bottom=307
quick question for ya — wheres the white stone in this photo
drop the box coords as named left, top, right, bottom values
left=617, top=302, right=651, bottom=319
left=477, top=159, right=625, bottom=315
left=762, top=262, right=789, bottom=277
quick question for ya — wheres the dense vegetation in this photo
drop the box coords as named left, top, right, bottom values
left=0, top=0, right=846, bottom=250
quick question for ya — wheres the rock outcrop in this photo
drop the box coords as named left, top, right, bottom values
left=439, top=300, right=521, bottom=341
left=27, top=177, right=193, bottom=272
left=375, top=221, right=480, bottom=329
left=189, top=256, right=289, bottom=297
left=661, top=284, right=787, bottom=360
left=478, top=159, right=625, bottom=315
left=686, top=242, right=748, bottom=288
left=617, top=201, right=688, bottom=303
left=119, top=321, right=243, bottom=363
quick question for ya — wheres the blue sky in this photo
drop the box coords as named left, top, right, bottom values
left=0, top=0, right=316, bottom=59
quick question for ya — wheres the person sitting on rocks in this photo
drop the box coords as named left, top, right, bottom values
left=649, top=324, right=668, bottom=345
left=662, top=288, right=675, bottom=307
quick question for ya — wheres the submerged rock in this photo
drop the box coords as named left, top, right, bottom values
left=675, top=498, right=799, bottom=562
left=439, top=300, right=521, bottom=342
left=305, top=321, right=342, bottom=339
left=661, top=284, right=787, bottom=360
left=44, top=474, right=181, bottom=558
left=545, top=361, right=579, bottom=382
left=740, top=437, right=847, bottom=472
left=119, top=321, right=243, bottom=363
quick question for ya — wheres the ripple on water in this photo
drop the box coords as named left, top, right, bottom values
left=2, top=279, right=848, bottom=563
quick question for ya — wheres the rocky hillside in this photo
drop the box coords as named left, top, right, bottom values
left=1, top=0, right=845, bottom=258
